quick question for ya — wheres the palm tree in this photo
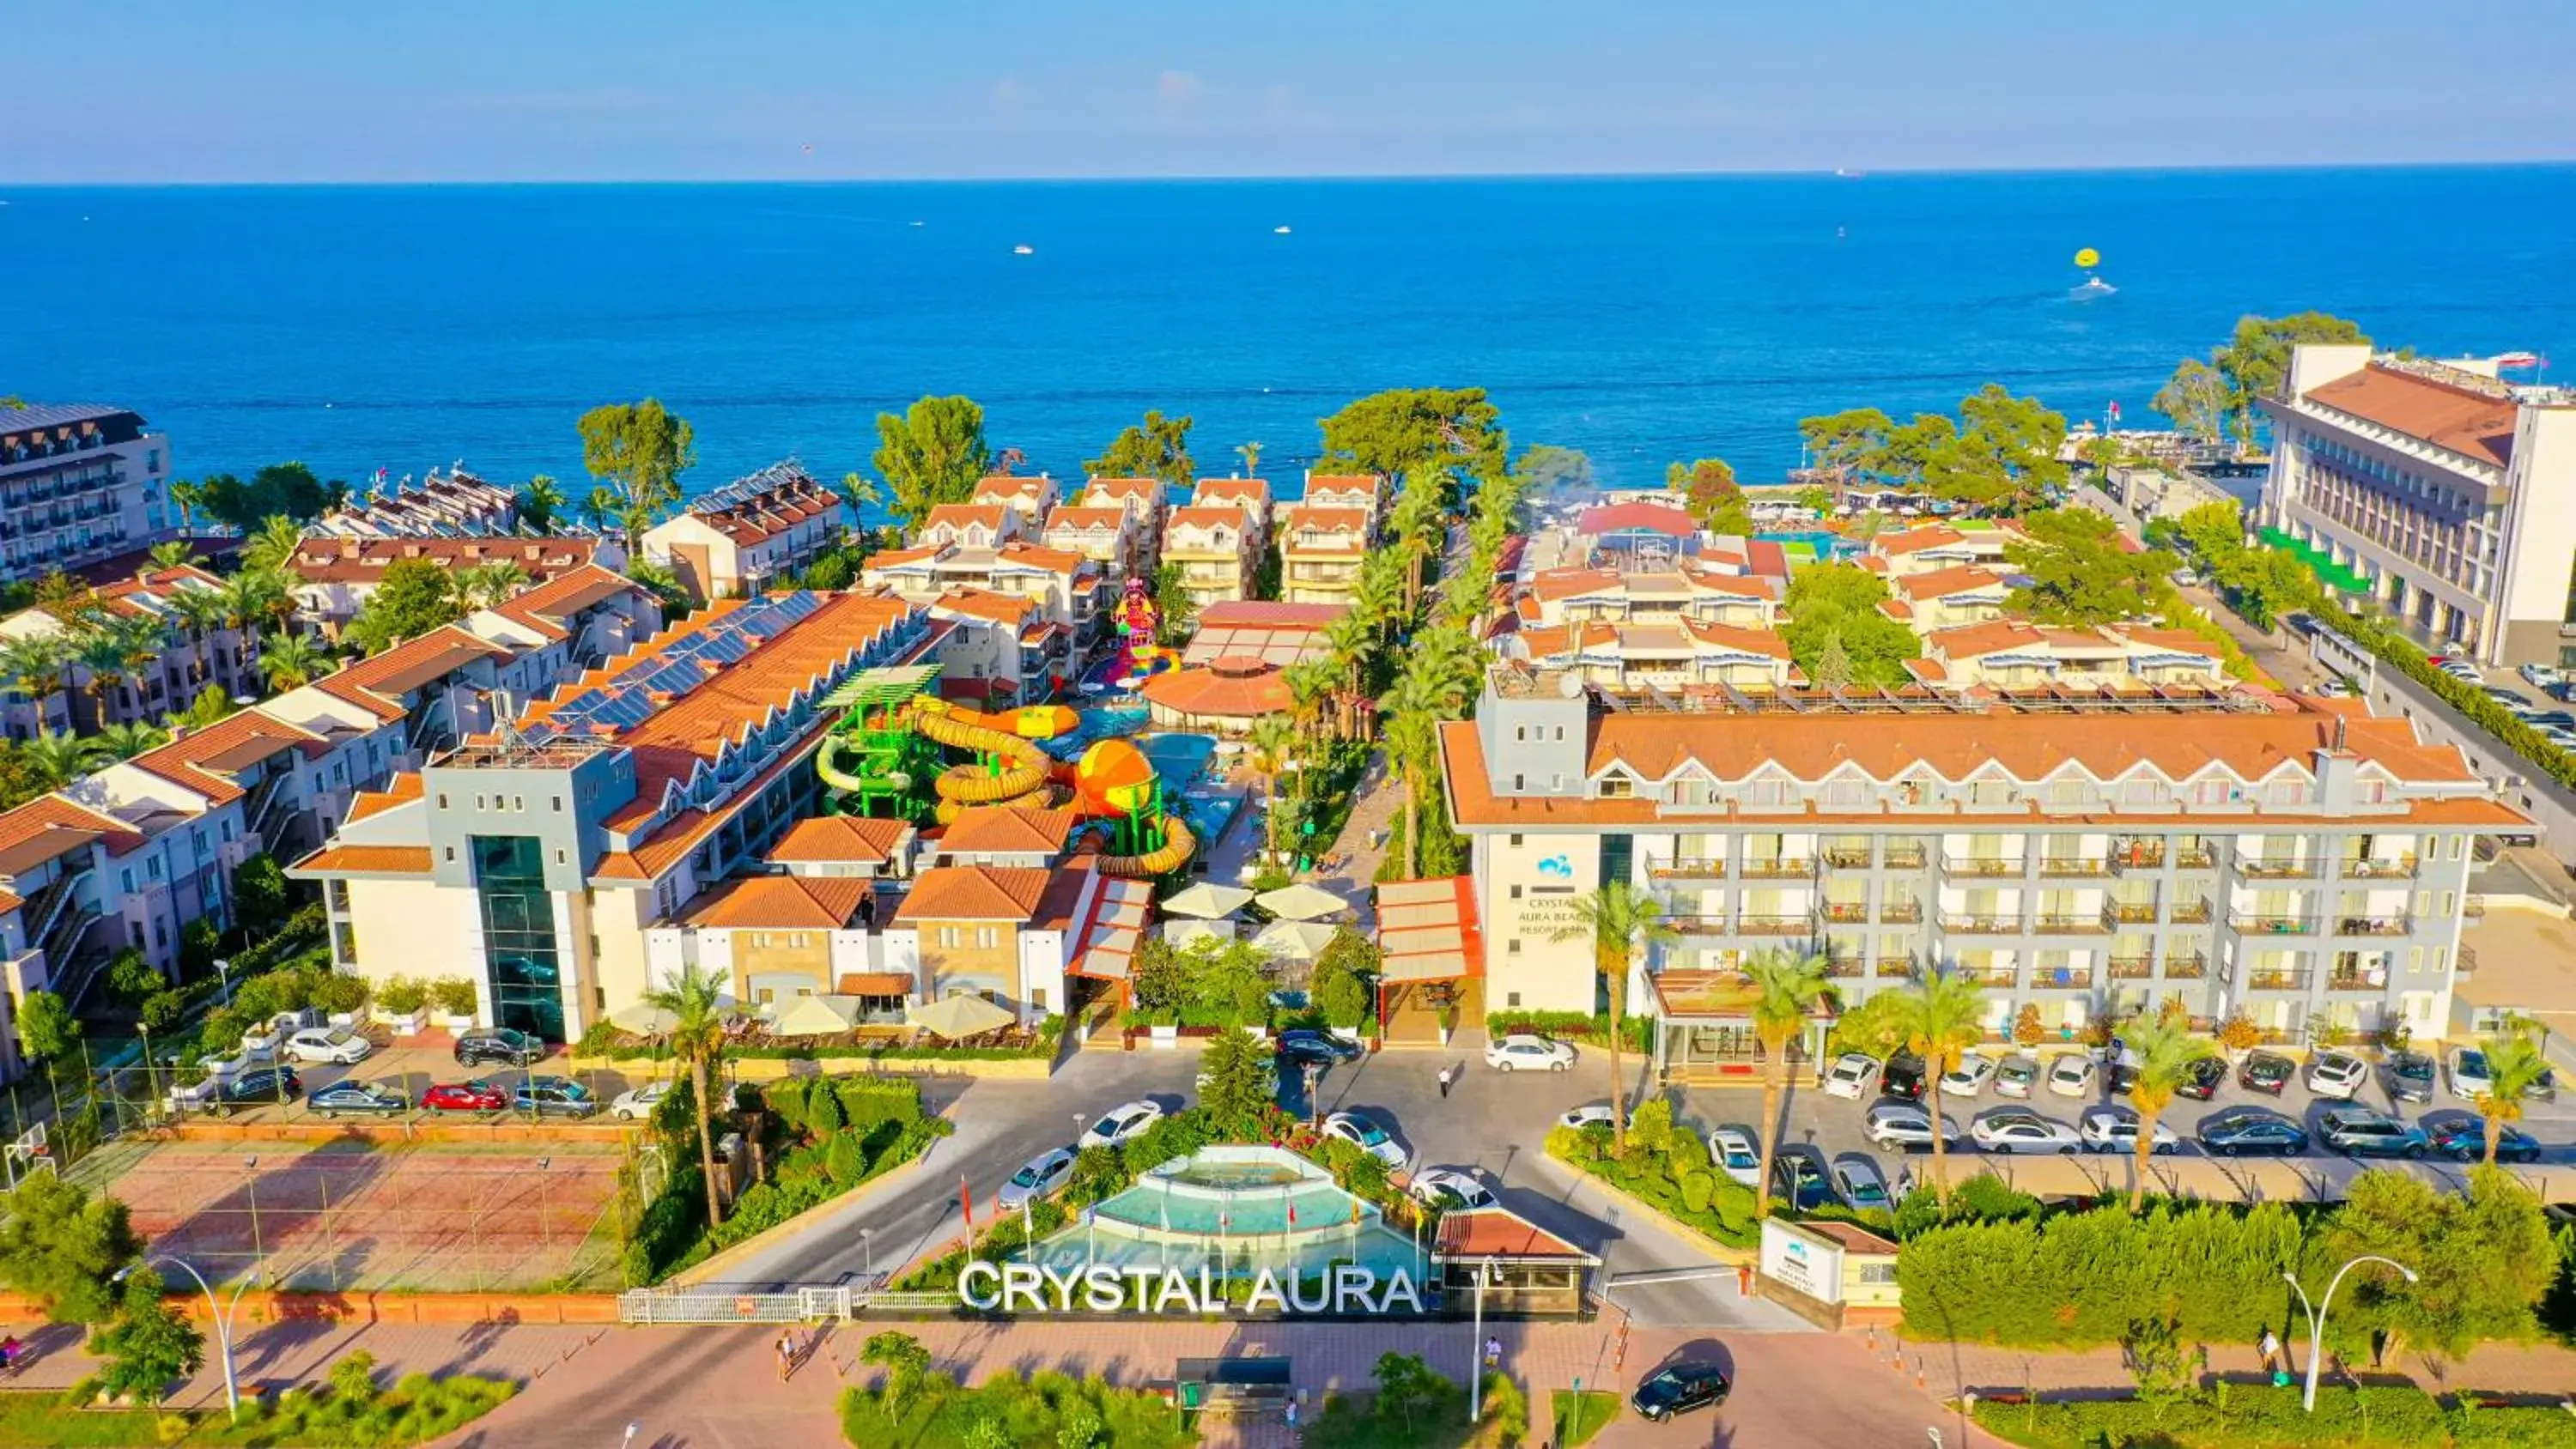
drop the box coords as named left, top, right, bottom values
left=240, top=516, right=306, bottom=577
left=1236, top=441, right=1263, bottom=476
left=0, top=634, right=70, bottom=707
left=220, top=569, right=294, bottom=638
left=1246, top=714, right=1297, bottom=865
left=1896, top=968, right=1986, bottom=1207
left=93, top=721, right=170, bottom=761
left=147, top=539, right=198, bottom=572
left=836, top=470, right=883, bottom=515
left=70, top=625, right=137, bottom=726
left=167, top=478, right=204, bottom=536
left=1546, top=882, right=1679, bottom=1154
left=167, top=588, right=230, bottom=688
left=644, top=961, right=734, bottom=1229
left=257, top=631, right=334, bottom=692
left=2119, top=1013, right=2216, bottom=1211
left=454, top=561, right=532, bottom=611
left=19, top=729, right=105, bottom=791
left=518, top=475, right=565, bottom=534
left=584, top=484, right=622, bottom=533
left=1745, top=949, right=1832, bottom=1217
left=2474, top=1019, right=2552, bottom=1167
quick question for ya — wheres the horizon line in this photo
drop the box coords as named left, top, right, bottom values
left=7, top=157, right=2574, bottom=189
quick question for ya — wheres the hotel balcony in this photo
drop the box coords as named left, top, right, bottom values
left=2102, top=902, right=2160, bottom=927
left=2332, top=915, right=2412, bottom=937
left=1821, top=845, right=1874, bottom=869
left=2029, top=965, right=2094, bottom=990
left=1821, top=957, right=1865, bottom=979
left=2169, top=899, right=2214, bottom=925
left=2163, top=952, right=2208, bottom=979
left=2037, top=856, right=2111, bottom=879
left=1943, top=855, right=2021, bottom=878
left=1953, top=965, right=2020, bottom=986
left=1947, top=915, right=2024, bottom=936
left=1882, top=844, right=1929, bottom=870
left=1650, top=858, right=1727, bottom=881
left=1820, top=901, right=1871, bottom=925
left=2339, top=855, right=2419, bottom=880
left=2326, top=972, right=2390, bottom=993
left=2032, top=914, right=2111, bottom=936
left=1664, top=913, right=1731, bottom=937
left=2173, top=846, right=2218, bottom=871
left=1736, top=914, right=1814, bottom=937
left=2233, top=913, right=2319, bottom=937
left=2108, top=840, right=2166, bottom=872
left=2238, top=858, right=2318, bottom=881
left=2107, top=955, right=2157, bottom=979
left=1737, top=857, right=1813, bottom=880
left=1880, top=898, right=1925, bottom=924
left=1874, top=957, right=1916, bottom=978
left=2240, top=968, right=2312, bottom=992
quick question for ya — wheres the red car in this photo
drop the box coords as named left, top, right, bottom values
left=422, top=1079, right=507, bottom=1113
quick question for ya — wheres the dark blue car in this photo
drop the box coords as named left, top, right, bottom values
left=2427, top=1120, right=2543, bottom=1163
left=2196, top=1111, right=2308, bottom=1157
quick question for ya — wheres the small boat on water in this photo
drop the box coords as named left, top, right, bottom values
left=2069, top=275, right=2117, bottom=301
left=1012, top=244, right=1034, bottom=255
left=1273, top=225, right=1291, bottom=234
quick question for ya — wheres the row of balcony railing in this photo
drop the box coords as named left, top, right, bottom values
left=1649, top=848, right=2416, bottom=881
left=1806, top=951, right=2212, bottom=986
left=1664, top=900, right=2410, bottom=939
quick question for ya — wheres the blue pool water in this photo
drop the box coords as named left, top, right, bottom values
left=1757, top=529, right=1866, bottom=561
left=1140, top=733, right=1218, bottom=785
left=1042, top=703, right=1148, bottom=760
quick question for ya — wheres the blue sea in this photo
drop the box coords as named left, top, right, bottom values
left=3, top=167, right=2572, bottom=499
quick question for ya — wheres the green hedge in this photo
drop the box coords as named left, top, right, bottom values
left=1971, top=1384, right=2576, bottom=1448
left=1901, top=1197, right=2306, bottom=1348
left=2309, top=594, right=2576, bottom=792
left=1486, top=1009, right=1617, bottom=1040
left=577, top=1016, right=1061, bottom=1063
left=839, top=1367, right=1194, bottom=1449
left=1544, top=1119, right=1759, bottom=1249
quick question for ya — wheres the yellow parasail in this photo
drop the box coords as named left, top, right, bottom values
left=2074, top=247, right=2100, bottom=269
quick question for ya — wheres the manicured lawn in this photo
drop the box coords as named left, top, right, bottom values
left=1967, top=1385, right=2576, bottom=1447
left=0, top=1373, right=514, bottom=1447
left=840, top=1370, right=1194, bottom=1448
left=1550, top=1389, right=1621, bottom=1447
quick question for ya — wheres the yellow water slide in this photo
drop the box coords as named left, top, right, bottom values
left=912, top=697, right=1055, bottom=817
left=1092, top=813, right=1196, bottom=878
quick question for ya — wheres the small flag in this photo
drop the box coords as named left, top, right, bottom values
left=2108, top=400, right=2123, bottom=423
left=1287, top=1202, right=1297, bottom=1228
left=959, top=1174, right=975, bottom=1231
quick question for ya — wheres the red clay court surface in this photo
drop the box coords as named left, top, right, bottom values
left=100, top=1140, right=623, bottom=1291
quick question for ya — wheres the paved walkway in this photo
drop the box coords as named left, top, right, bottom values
left=1321, top=746, right=1401, bottom=930
left=1910, top=1334, right=2576, bottom=1404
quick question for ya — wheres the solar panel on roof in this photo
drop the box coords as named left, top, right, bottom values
left=643, top=661, right=703, bottom=696
left=701, top=632, right=753, bottom=664
left=552, top=689, right=608, bottom=720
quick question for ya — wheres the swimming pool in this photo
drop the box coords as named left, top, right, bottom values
left=1141, top=732, right=1218, bottom=784
left=1042, top=703, right=1149, bottom=760
left=1758, top=529, right=1865, bottom=561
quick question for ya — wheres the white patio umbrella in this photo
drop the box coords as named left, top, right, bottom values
left=1162, top=882, right=1255, bottom=919
left=1254, top=883, right=1352, bottom=921
left=606, top=1003, right=679, bottom=1037
left=1163, top=918, right=1236, bottom=949
left=1251, top=919, right=1338, bottom=962
left=769, top=994, right=862, bottom=1038
left=907, top=993, right=1016, bottom=1040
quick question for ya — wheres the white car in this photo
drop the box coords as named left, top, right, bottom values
left=2305, top=1051, right=2370, bottom=1102
left=1321, top=1111, right=1407, bottom=1169
left=1083, top=1100, right=1164, bottom=1149
left=282, top=1026, right=373, bottom=1065
left=1832, top=1157, right=1892, bottom=1212
left=1485, top=1034, right=1577, bottom=1072
left=2079, top=1107, right=2179, bottom=1155
left=610, top=1080, right=672, bottom=1120
left=1862, top=1100, right=1961, bottom=1151
left=1939, top=1052, right=1998, bottom=1098
left=1821, top=1052, right=1880, bottom=1100
left=1410, top=1167, right=1497, bottom=1210
left=996, top=1147, right=1077, bottom=1211
left=1708, top=1126, right=1762, bottom=1186
left=1558, top=1103, right=1617, bottom=1132
left=2522, top=663, right=2564, bottom=689
left=1970, top=1109, right=2083, bottom=1155
left=1995, top=1055, right=2040, bottom=1098
left=2447, top=1046, right=2494, bottom=1100
left=2044, top=1054, right=2099, bottom=1099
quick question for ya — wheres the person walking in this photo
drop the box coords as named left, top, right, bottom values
left=776, top=1330, right=795, bottom=1382
left=1437, top=1064, right=1455, bottom=1099
left=2259, top=1326, right=2283, bottom=1385
left=1483, top=1335, right=1502, bottom=1370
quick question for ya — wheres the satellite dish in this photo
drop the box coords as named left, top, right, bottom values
left=2074, top=247, right=2100, bottom=269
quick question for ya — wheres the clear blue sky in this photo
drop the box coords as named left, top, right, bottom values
left=9, top=0, right=2574, bottom=182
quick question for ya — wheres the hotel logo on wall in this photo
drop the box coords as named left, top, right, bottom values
left=958, top=1262, right=1425, bottom=1316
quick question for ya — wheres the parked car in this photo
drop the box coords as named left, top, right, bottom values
left=1410, top=1167, right=1497, bottom=1211
left=282, top=1026, right=374, bottom=1065
left=2519, top=711, right=2576, bottom=731
left=2448, top=1047, right=2494, bottom=1100
left=455, top=1028, right=542, bottom=1068
left=2196, top=1110, right=2309, bottom=1156
left=2174, top=1056, right=2227, bottom=1101
left=2424, top=1116, right=2543, bottom=1163
left=1994, top=1055, right=2040, bottom=1099
left=2044, top=1053, right=2098, bottom=1099
left=2306, top=1050, right=2372, bottom=1101
left=1822, top=1052, right=1880, bottom=1100
left=1832, top=1156, right=1892, bottom=1212
left=308, top=1081, right=407, bottom=1118
left=2527, top=1067, right=2560, bottom=1102
left=1880, top=1051, right=1929, bottom=1101
left=2238, top=1051, right=2296, bottom=1095
left=610, top=1080, right=672, bottom=1120
left=997, top=1148, right=1077, bottom=1210
left=2483, top=686, right=2537, bottom=711
left=1484, top=1034, right=1577, bottom=1072
left=1277, top=1030, right=1362, bottom=1069
left=2079, top=1107, right=2179, bottom=1155
left=1708, top=1126, right=1762, bottom=1187
left=1862, top=1100, right=1962, bottom=1151
left=208, top=1067, right=303, bottom=1115
left=1771, top=1149, right=1837, bottom=1209
left=1939, top=1052, right=1998, bottom=1099
left=1084, top=1100, right=1166, bottom=1150
left=422, top=1079, right=507, bottom=1113
left=1970, top=1109, right=2082, bottom=1155
left=513, top=1076, right=597, bottom=1119
left=2318, top=1106, right=2427, bottom=1158
left=2519, top=663, right=2562, bottom=689
left=1558, top=1103, right=1617, bottom=1132
left=2383, top=1051, right=2437, bottom=1105
left=1320, top=1111, right=1406, bottom=1169
left=1629, top=1362, right=1730, bottom=1423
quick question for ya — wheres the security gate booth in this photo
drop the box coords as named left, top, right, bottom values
left=1431, top=1206, right=1602, bottom=1317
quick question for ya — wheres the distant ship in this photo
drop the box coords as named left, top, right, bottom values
left=2069, top=275, right=2117, bottom=301
left=1013, top=245, right=1034, bottom=255
left=1274, top=225, right=1291, bottom=234
left=1834, top=168, right=1867, bottom=179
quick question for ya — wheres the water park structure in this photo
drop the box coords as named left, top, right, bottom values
left=1102, top=578, right=1179, bottom=692
left=816, top=664, right=1195, bottom=877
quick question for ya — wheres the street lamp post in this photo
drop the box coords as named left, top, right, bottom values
left=214, top=958, right=233, bottom=1007
left=242, top=1155, right=263, bottom=1260
left=115, top=1256, right=257, bottom=1422
left=1467, top=1256, right=1498, bottom=1421
left=860, top=1228, right=874, bottom=1287
left=621, top=1422, right=641, bottom=1449
left=2282, top=1256, right=2420, bottom=1412
left=537, top=1157, right=552, bottom=1255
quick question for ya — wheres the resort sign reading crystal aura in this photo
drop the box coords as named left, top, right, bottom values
left=956, top=1261, right=1425, bottom=1316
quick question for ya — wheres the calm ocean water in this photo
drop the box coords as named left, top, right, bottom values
left=3, top=168, right=2572, bottom=498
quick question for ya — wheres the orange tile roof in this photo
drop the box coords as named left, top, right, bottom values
left=974, top=476, right=1050, bottom=500
left=2307, top=364, right=2518, bottom=468
left=933, top=587, right=1038, bottom=627
left=287, top=844, right=434, bottom=876
left=1193, top=477, right=1270, bottom=510
left=1890, top=565, right=2010, bottom=601
left=1677, top=619, right=1792, bottom=658
left=0, top=796, right=139, bottom=876
left=1527, top=568, right=1624, bottom=603
left=128, top=711, right=331, bottom=803
left=923, top=504, right=1012, bottom=535
left=1164, top=506, right=1249, bottom=536
left=1041, top=506, right=1130, bottom=533
left=87, top=565, right=227, bottom=620
left=1138, top=660, right=1294, bottom=719
left=681, top=470, right=845, bottom=545
left=993, top=542, right=1090, bottom=576
left=864, top=544, right=945, bottom=570
left=1874, top=524, right=1971, bottom=556
left=289, top=536, right=604, bottom=585
left=767, top=815, right=911, bottom=865
left=1279, top=506, right=1371, bottom=534
left=314, top=625, right=509, bottom=718
left=894, top=864, right=1054, bottom=922
left=1433, top=1207, right=1598, bottom=1263
left=1577, top=501, right=1698, bottom=537
left=684, top=875, right=871, bottom=930
left=1080, top=476, right=1163, bottom=506
left=343, top=773, right=425, bottom=824
left=489, top=564, right=646, bottom=638
left=937, top=804, right=1077, bottom=856
left=1303, top=473, right=1380, bottom=491
left=1194, top=600, right=1345, bottom=629
left=1923, top=620, right=2049, bottom=659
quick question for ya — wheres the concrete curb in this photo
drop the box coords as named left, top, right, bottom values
left=669, top=1135, right=944, bottom=1288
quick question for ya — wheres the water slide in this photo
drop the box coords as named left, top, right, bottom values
left=911, top=697, right=1065, bottom=818
left=815, top=732, right=908, bottom=795
left=1091, top=811, right=1195, bottom=879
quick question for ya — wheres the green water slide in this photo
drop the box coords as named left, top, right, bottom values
left=816, top=664, right=945, bottom=818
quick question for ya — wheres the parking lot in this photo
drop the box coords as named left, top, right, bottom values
left=146, top=1040, right=671, bottom=1134
left=1674, top=1043, right=2576, bottom=1211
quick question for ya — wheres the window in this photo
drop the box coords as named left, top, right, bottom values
left=1510, top=884, right=1523, bottom=900
left=552, top=797, right=563, bottom=812
left=1859, top=1264, right=1899, bottom=1285
left=1507, top=941, right=1521, bottom=956
left=1513, top=774, right=1526, bottom=791
left=445, top=846, right=457, bottom=862
left=1597, top=776, right=1634, bottom=799
left=1509, top=834, right=1523, bottom=848
left=939, top=926, right=961, bottom=949
left=976, top=926, right=1000, bottom=949
left=1553, top=726, right=1567, bottom=742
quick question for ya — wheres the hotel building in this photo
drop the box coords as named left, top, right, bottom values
left=1436, top=667, right=2520, bottom=1080
left=0, top=403, right=173, bottom=584
left=641, top=464, right=853, bottom=602
left=2257, top=346, right=2576, bottom=667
